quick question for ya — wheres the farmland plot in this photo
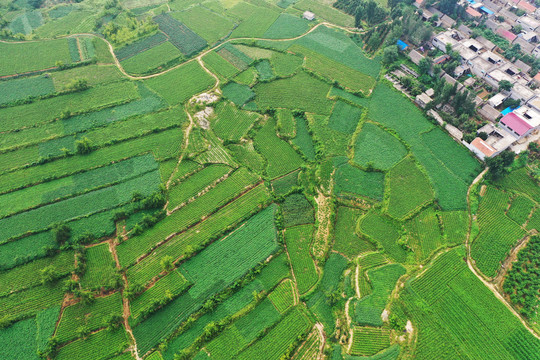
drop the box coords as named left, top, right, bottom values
left=254, top=71, right=334, bottom=115
left=354, top=122, right=408, bottom=171
left=55, top=292, right=123, bottom=343
left=333, top=206, right=374, bottom=258
left=285, top=224, right=318, bottom=294
left=0, top=39, right=71, bottom=76
left=335, top=163, right=385, bottom=201
left=0, top=75, right=55, bottom=106
left=386, top=157, right=434, bottom=220
left=358, top=211, right=408, bottom=263
left=154, top=13, right=207, bottom=56
left=350, top=327, right=391, bottom=356
left=471, top=186, right=526, bottom=277
left=354, top=264, right=406, bottom=326
left=80, top=243, right=117, bottom=290
left=254, top=117, right=304, bottom=178
left=132, top=205, right=278, bottom=355
left=404, top=249, right=540, bottom=360
left=213, top=101, right=261, bottom=141
left=171, top=5, right=235, bottom=44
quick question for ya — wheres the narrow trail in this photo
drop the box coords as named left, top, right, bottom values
left=109, top=237, right=142, bottom=360
left=314, top=322, right=326, bottom=360
left=1, top=22, right=362, bottom=81
left=465, top=168, right=540, bottom=340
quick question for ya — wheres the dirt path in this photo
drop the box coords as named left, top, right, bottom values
left=109, top=237, right=142, bottom=360
left=314, top=322, right=326, bottom=360
left=1, top=22, right=362, bottom=81
left=465, top=168, right=540, bottom=340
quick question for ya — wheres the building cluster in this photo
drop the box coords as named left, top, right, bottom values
left=406, top=0, right=540, bottom=159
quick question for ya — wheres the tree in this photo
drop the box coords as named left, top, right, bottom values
left=485, top=150, right=514, bottom=180
left=160, top=255, right=174, bottom=272
left=418, top=57, right=433, bottom=74
left=104, top=314, right=123, bottom=330
left=439, top=0, right=458, bottom=15
left=40, top=265, right=59, bottom=284
left=512, top=25, right=523, bottom=35
left=53, top=223, right=71, bottom=244
left=382, top=45, right=399, bottom=65
left=498, top=80, right=513, bottom=91
left=76, top=325, right=90, bottom=339
left=75, top=137, right=93, bottom=154
left=66, top=78, right=89, bottom=92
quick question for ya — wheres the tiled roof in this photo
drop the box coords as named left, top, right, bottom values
left=471, top=137, right=496, bottom=157
left=500, top=112, right=533, bottom=136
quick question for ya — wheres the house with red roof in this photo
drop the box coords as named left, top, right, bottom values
left=465, top=7, right=482, bottom=18
left=496, top=28, right=518, bottom=42
left=517, top=0, right=536, bottom=13
left=498, top=106, right=540, bottom=139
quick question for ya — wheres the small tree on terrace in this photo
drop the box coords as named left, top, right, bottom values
left=499, top=80, right=513, bottom=91
left=76, top=137, right=93, bottom=155
left=40, top=265, right=59, bottom=285
left=53, top=223, right=71, bottom=244
left=160, top=255, right=174, bottom=272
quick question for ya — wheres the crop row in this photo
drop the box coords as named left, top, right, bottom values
left=118, top=167, right=260, bottom=266
left=55, top=292, right=123, bottom=343
left=285, top=224, right=318, bottom=295
left=268, top=279, right=295, bottom=313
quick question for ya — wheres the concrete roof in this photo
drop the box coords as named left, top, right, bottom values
left=489, top=93, right=507, bottom=107
left=408, top=50, right=425, bottom=65
left=511, top=83, right=536, bottom=101
left=488, top=68, right=516, bottom=83
left=479, top=103, right=502, bottom=120
left=514, top=105, right=540, bottom=127
left=475, top=36, right=497, bottom=50
left=514, top=59, right=531, bottom=73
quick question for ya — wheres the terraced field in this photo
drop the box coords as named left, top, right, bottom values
left=1, top=1, right=537, bottom=359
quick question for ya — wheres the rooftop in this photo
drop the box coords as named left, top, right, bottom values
left=500, top=112, right=534, bottom=136
left=517, top=0, right=536, bottom=12
left=471, top=137, right=497, bottom=157
left=496, top=28, right=517, bottom=42
left=466, top=7, right=482, bottom=17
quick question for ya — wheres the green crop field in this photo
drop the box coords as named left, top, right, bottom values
left=0, top=39, right=71, bottom=76
left=328, top=100, right=363, bottom=134
left=471, top=186, right=526, bottom=278
left=167, top=164, right=231, bottom=209
left=406, top=207, right=443, bottom=261
left=263, top=13, right=309, bottom=39
left=359, top=211, right=408, bottom=263
left=213, top=101, right=261, bottom=141
left=350, top=327, right=391, bottom=356
left=386, top=157, right=434, bottom=220
left=255, top=117, right=304, bottom=178
left=335, top=163, right=385, bottom=201
left=1, top=2, right=539, bottom=359
left=354, top=264, right=406, bottom=326
left=254, top=71, right=334, bottom=115
left=154, top=13, right=207, bottom=56
left=55, top=292, right=123, bottom=343
left=333, top=206, right=374, bottom=258
left=268, top=279, right=295, bottom=313
left=80, top=243, right=117, bottom=290
left=144, top=61, right=214, bottom=104
left=121, top=41, right=182, bottom=75
left=291, top=44, right=376, bottom=94
left=354, top=122, right=408, bottom=171
left=285, top=224, right=318, bottom=294
left=171, top=5, right=235, bottom=44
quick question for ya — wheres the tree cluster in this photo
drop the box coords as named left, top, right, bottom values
left=334, top=0, right=388, bottom=27
left=503, top=235, right=540, bottom=319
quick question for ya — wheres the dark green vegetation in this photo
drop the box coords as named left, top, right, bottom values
left=0, top=1, right=537, bottom=359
